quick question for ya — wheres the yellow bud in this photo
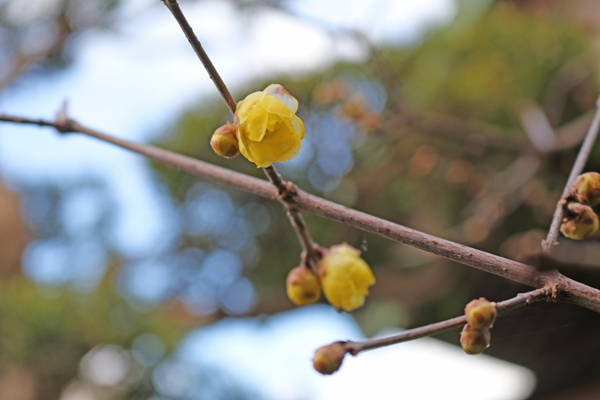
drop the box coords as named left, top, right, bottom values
left=560, top=203, right=599, bottom=240
left=465, top=298, right=497, bottom=330
left=286, top=266, right=321, bottom=306
left=318, top=243, right=376, bottom=312
left=210, top=122, right=239, bottom=158
left=460, top=325, right=490, bottom=355
left=312, top=341, right=347, bottom=375
left=570, top=172, right=600, bottom=206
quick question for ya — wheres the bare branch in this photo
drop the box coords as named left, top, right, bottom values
left=162, top=0, right=237, bottom=115
left=3, top=113, right=600, bottom=312
left=344, top=287, right=551, bottom=355
left=263, top=166, right=322, bottom=270
left=543, top=97, right=600, bottom=253
left=163, top=0, right=324, bottom=267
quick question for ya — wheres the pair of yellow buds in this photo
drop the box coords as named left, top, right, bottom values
left=286, top=243, right=376, bottom=312
left=210, top=84, right=305, bottom=168
left=460, top=298, right=496, bottom=355
left=560, top=172, right=600, bottom=240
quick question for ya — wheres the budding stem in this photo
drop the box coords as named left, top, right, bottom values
left=164, top=0, right=322, bottom=271
left=543, top=97, right=600, bottom=253
left=264, top=166, right=321, bottom=271
left=343, top=287, right=551, bottom=355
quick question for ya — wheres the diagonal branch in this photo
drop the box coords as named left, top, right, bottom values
left=543, top=97, right=600, bottom=253
left=344, top=287, right=551, bottom=355
left=163, top=0, right=237, bottom=115
left=163, top=0, right=320, bottom=266
left=263, top=166, right=321, bottom=270
left=2, top=113, right=600, bottom=313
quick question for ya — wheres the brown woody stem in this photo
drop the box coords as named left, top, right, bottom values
left=163, top=0, right=237, bottom=115
left=344, top=287, right=551, bottom=355
left=2, top=114, right=600, bottom=313
left=163, top=0, right=322, bottom=267
left=263, top=166, right=321, bottom=270
left=543, top=97, right=600, bottom=253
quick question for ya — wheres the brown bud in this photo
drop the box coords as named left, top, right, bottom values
left=460, top=325, right=491, bottom=355
left=312, top=341, right=347, bottom=375
left=560, top=203, right=599, bottom=240
left=210, top=122, right=239, bottom=158
left=570, top=172, right=600, bottom=206
left=465, top=298, right=497, bottom=330
left=286, top=266, right=321, bottom=306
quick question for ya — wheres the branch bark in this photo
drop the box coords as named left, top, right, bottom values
left=163, top=0, right=237, bottom=115
left=163, top=0, right=321, bottom=267
left=2, top=113, right=600, bottom=313
left=344, top=287, right=551, bottom=355
left=543, top=97, right=600, bottom=253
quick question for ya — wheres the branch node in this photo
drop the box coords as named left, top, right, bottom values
left=54, top=100, right=76, bottom=134
left=278, top=181, right=297, bottom=203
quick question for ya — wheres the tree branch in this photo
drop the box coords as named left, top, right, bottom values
left=263, top=166, right=321, bottom=270
left=344, top=287, right=551, bottom=355
left=162, top=0, right=237, bottom=115
left=163, top=0, right=322, bottom=267
left=543, top=97, right=600, bottom=253
left=2, top=113, right=600, bottom=312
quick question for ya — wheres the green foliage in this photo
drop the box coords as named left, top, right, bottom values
left=399, top=4, right=592, bottom=127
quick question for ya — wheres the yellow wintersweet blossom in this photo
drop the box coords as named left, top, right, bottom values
left=318, top=243, right=375, bottom=312
left=235, top=84, right=305, bottom=168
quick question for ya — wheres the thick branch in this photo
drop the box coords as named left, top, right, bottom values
left=2, top=114, right=600, bottom=312
left=344, top=287, right=551, bottom=355
left=543, top=97, right=600, bottom=253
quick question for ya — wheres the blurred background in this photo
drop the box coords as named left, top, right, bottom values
left=2, top=0, right=600, bottom=398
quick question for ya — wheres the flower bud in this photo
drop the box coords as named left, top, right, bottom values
left=460, top=325, right=490, bottom=355
left=312, top=341, right=347, bottom=375
left=286, top=266, right=321, bottom=306
left=570, top=172, right=600, bottom=206
left=560, top=203, right=599, bottom=240
left=465, top=298, right=497, bottom=330
left=318, top=243, right=375, bottom=312
left=210, top=122, right=239, bottom=158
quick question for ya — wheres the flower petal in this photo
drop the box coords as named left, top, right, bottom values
left=264, top=84, right=299, bottom=113
left=236, top=92, right=267, bottom=125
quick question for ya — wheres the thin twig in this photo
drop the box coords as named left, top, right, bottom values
left=163, top=0, right=321, bottom=267
left=543, top=97, right=600, bottom=253
left=263, top=166, right=321, bottom=270
left=162, top=0, right=237, bottom=115
left=3, top=113, right=600, bottom=313
left=344, top=287, right=551, bottom=355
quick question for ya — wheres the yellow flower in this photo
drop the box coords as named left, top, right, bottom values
left=318, top=243, right=375, bottom=312
left=235, top=84, right=305, bottom=168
